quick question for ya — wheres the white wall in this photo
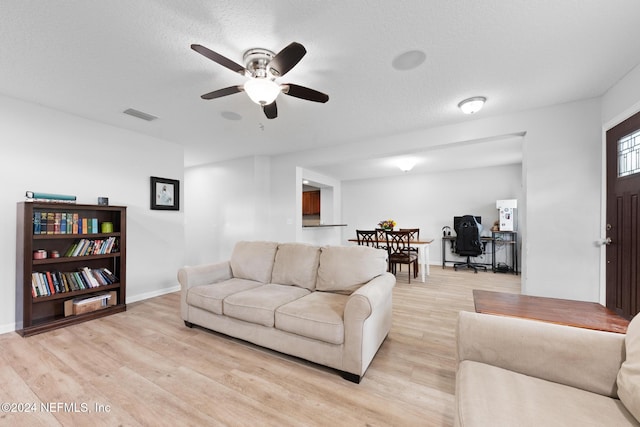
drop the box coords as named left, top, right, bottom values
left=521, top=99, right=602, bottom=300
left=0, top=94, right=184, bottom=333
left=341, top=164, right=523, bottom=266
left=602, top=63, right=640, bottom=128
left=184, top=156, right=271, bottom=265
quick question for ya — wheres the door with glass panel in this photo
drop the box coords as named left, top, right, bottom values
left=606, top=110, right=640, bottom=319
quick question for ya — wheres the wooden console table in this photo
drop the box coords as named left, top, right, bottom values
left=473, top=290, right=629, bottom=334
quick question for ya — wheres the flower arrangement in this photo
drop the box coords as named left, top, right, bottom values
left=378, top=219, right=397, bottom=230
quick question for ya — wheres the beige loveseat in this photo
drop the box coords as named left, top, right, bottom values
left=178, top=241, right=395, bottom=382
left=455, top=311, right=640, bottom=427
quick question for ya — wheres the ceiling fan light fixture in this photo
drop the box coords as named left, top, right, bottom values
left=244, top=78, right=281, bottom=105
left=396, top=158, right=417, bottom=172
left=458, top=96, right=487, bottom=114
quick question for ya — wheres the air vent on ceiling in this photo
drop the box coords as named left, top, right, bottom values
left=123, top=108, right=158, bottom=121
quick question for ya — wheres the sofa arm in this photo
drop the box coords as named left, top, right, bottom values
left=178, top=261, right=233, bottom=322
left=456, top=311, right=626, bottom=398
left=346, top=272, right=395, bottom=319
left=177, top=261, right=233, bottom=290
left=343, top=272, right=396, bottom=376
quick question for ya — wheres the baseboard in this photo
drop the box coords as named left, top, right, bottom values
left=0, top=322, right=16, bottom=335
left=126, top=284, right=180, bottom=304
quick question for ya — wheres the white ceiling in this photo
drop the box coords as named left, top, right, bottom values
left=2, top=1, right=640, bottom=179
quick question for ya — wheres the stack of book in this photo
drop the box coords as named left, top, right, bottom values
left=31, top=267, right=118, bottom=297
left=33, top=211, right=103, bottom=235
left=64, top=237, right=118, bottom=257
left=25, top=191, right=76, bottom=203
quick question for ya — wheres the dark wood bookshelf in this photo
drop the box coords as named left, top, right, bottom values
left=16, top=202, right=127, bottom=337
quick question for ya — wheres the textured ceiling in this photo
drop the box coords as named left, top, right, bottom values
left=1, top=1, right=640, bottom=177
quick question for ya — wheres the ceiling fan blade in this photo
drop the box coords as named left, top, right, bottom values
left=201, top=86, right=243, bottom=100
left=283, top=84, right=329, bottom=103
left=262, top=101, right=278, bottom=119
left=269, top=42, right=306, bottom=77
left=191, top=44, right=248, bottom=76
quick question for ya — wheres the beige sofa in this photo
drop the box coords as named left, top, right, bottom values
left=178, top=241, right=395, bottom=382
left=455, top=311, right=640, bottom=427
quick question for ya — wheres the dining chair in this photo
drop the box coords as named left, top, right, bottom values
left=399, top=228, right=420, bottom=242
left=385, top=230, right=418, bottom=283
left=399, top=228, right=420, bottom=273
left=375, top=228, right=388, bottom=251
left=356, top=229, right=378, bottom=248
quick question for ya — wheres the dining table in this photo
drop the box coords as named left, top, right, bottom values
left=348, top=237, right=434, bottom=283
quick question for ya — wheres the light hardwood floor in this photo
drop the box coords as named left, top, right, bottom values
left=0, top=267, right=520, bottom=426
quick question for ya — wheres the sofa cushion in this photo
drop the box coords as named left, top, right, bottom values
left=271, top=243, right=321, bottom=290
left=230, top=241, right=279, bottom=284
left=275, top=292, right=348, bottom=345
left=223, top=284, right=310, bottom=327
left=187, top=278, right=263, bottom=315
left=456, top=360, right=639, bottom=427
left=618, top=314, right=640, bottom=422
left=316, top=245, right=387, bottom=294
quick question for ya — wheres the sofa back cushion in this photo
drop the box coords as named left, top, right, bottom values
left=230, top=241, right=279, bottom=284
left=316, top=245, right=387, bottom=294
left=271, top=243, right=321, bottom=290
left=618, top=314, right=640, bottom=421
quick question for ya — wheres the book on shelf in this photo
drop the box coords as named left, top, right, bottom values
left=46, top=212, right=54, bottom=234
left=60, top=213, right=67, bottom=234
left=67, top=272, right=81, bottom=291
left=40, top=212, right=47, bottom=234
left=32, top=211, right=106, bottom=236
left=44, top=271, right=55, bottom=295
left=31, top=274, right=40, bottom=297
left=32, top=267, right=119, bottom=298
left=33, top=212, right=41, bottom=234
left=72, top=213, right=79, bottom=234
left=25, top=191, right=77, bottom=203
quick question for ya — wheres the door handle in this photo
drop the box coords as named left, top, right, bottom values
left=602, top=237, right=612, bottom=245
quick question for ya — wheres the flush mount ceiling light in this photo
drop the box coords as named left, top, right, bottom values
left=458, top=96, right=487, bottom=114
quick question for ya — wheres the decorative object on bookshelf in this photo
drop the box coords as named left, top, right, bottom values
left=25, top=191, right=76, bottom=203
left=64, top=291, right=117, bottom=317
left=33, top=250, right=47, bottom=260
left=16, top=202, right=127, bottom=337
left=150, top=176, right=180, bottom=211
left=98, top=197, right=109, bottom=206
left=101, top=221, right=113, bottom=233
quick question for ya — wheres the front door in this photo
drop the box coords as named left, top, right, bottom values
left=606, top=110, right=640, bottom=319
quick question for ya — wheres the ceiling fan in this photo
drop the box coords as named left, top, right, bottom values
left=191, top=42, right=329, bottom=119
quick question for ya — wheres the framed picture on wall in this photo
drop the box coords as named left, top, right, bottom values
left=150, top=176, right=180, bottom=211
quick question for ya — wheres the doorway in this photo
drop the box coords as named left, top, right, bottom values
left=606, top=110, right=640, bottom=319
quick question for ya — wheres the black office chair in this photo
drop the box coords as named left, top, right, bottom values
left=454, top=215, right=487, bottom=273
